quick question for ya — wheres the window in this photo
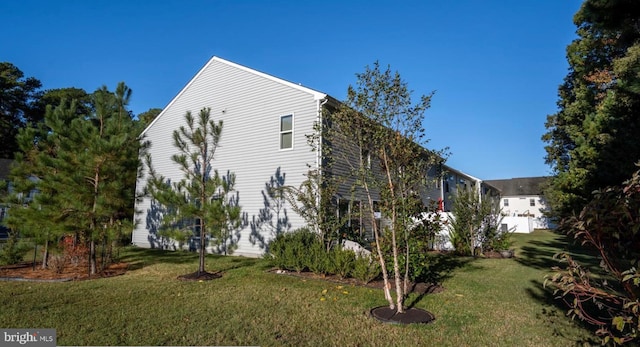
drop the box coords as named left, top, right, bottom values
left=280, top=114, right=293, bottom=149
left=530, top=198, right=535, bottom=207
left=362, top=149, right=371, bottom=169
left=503, top=198, right=509, bottom=207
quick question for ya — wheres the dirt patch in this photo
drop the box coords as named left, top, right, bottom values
left=0, top=261, right=128, bottom=281
left=270, top=269, right=444, bottom=295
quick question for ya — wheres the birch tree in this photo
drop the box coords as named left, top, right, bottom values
left=331, top=62, right=445, bottom=313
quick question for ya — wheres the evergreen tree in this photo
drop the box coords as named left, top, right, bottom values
left=4, top=82, right=145, bottom=274
left=542, top=0, right=640, bottom=221
left=0, top=62, right=43, bottom=159
left=146, top=107, right=242, bottom=277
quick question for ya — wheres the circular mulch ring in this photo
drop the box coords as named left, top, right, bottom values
left=177, top=271, right=222, bottom=281
left=370, top=306, right=435, bottom=325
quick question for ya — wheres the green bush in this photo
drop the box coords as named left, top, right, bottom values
left=267, top=228, right=368, bottom=280
left=306, top=241, right=331, bottom=275
left=352, top=252, right=380, bottom=284
left=329, top=247, right=356, bottom=279
left=266, top=227, right=319, bottom=273
left=0, top=232, right=30, bottom=266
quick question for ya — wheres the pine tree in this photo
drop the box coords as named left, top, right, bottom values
left=5, top=82, right=145, bottom=274
left=146, top=107, right=242, bottom=277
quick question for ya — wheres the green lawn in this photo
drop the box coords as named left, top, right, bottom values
left=0, top=230, right=598, bottom=346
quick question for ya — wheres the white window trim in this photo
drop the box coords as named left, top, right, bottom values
left=279, top=113, right=294, bottom=150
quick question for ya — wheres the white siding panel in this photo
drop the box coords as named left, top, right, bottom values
left=133, top=58, right=322, bottom=257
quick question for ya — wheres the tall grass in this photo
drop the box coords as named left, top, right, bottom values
left=0, top=230, right=596, bottom=346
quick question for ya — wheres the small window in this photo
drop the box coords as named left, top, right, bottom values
left=530, top=198, right=535, bottom=207
left=362, top=149, right=371, bottom=169
left=503, top=198, right=509, bottom=207
left=280, top=114, right=293, bottom=149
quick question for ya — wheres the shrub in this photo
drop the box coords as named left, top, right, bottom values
left=48, top=254, right=67, bottom=274
left=545, top=168, right=640, bottom=344
left=0, top=231, right=30, bottom=266
left=448, top=186, right=504, bottom=256
left=306, top=241, right=331, bottom=275
left=329, top=247, right=356, bottom=279
left=266, top=228, right=319, bottom=273
left=60, top=235, right=89, bottom=266
left=352, top=252, right=380, bottom=284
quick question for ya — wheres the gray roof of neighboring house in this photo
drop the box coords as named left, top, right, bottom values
left=0, top=159, right=13, bottom=180
left=484, top=177, right=548, bottom=196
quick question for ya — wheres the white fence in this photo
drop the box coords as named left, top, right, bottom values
left=502, top=216, right=555, bottom=233
left=429, top=212, right=554, bottom=251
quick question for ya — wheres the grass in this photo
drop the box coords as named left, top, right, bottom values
left=0, top=230, right=599, bottom=346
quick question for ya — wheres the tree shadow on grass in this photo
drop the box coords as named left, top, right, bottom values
left=515, top=232, right=604, bottom=344
left=119, top=247, right=264, bottom=275
left=405, top=253, right=477, bottom=309
left=516, top=235, right=600, bottom=272
left=526, top=279, right=600, bottom=345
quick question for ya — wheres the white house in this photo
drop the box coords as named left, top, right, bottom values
left=133, top=57, right=328, bottom=257
left=484, top=177, right=554, bottom=232
left=132, top=56, right=497, bottom=256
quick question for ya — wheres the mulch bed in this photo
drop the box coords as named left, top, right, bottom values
left=0, top=261, right=128, bottom=281
left=370, top=306, right=436, bottom=324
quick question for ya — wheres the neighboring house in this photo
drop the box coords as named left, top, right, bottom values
left=440, top=165, right=500, bottom=212
left=484, top=176, right=554, bottom=232
left=132, top=56, right=495, bottom=256
left=0, top=159, right=12, bottom=239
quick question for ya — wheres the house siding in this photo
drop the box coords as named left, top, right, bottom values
left=133, top=57, right=324, bottom=257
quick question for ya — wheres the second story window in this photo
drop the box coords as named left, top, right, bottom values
left=530, top=198, right=535, bottom=206
left=504, top=198, right=509, bottom=207
left=280, top=114, right=293, bottom=150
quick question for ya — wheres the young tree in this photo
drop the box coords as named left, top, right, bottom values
left=330, top=62, right=445, bottom=313
left=146, top=107, right=242, bottom=277
left=447, top=186, right=504, bottom=256
left=281, top=119, right=346, bottom=251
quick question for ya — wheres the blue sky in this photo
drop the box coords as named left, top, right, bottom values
left=2, top=1, right=581, bottom=180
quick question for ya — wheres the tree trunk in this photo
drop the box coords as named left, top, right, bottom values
left=199, top=219, right=206, bottom=275
left=90, top=239, right=97, bottom=275
left=382, top=150, right=405, bottom=313
left=41, top=240, right=49, bottom=270
left=364, top=181, right=395, bottom=310
left=404, top=238, right=410, bottom=296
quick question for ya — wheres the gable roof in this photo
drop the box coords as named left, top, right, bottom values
left=142, top=56, right=327, bottom=136
left=484, top=177, right=548, bottom=196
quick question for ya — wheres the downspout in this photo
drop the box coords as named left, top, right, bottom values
left=316, top=97, right=328, bottom=235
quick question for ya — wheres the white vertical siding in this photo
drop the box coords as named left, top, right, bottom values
left=133, top=57, right=325, bottom=257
